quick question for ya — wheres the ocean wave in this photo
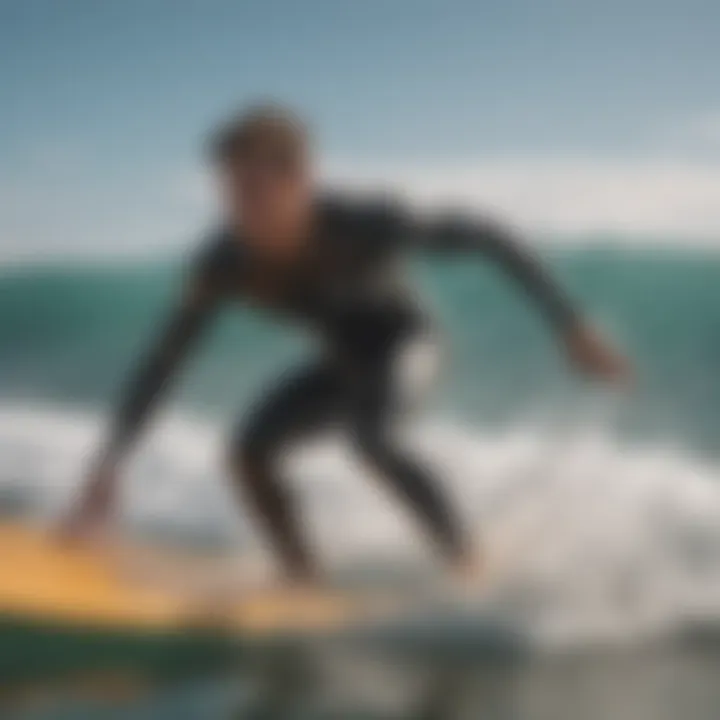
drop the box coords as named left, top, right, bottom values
left=1, top=251, right=720, bottom=454
left=2, top=403, right=720, bottom=650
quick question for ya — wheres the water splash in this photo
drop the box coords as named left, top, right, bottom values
left=1, top=403, right=720, bottom=649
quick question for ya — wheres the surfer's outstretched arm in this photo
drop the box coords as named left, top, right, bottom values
left=101, top=284, right=216, bottom=465
left=62, top=266, right=218, bottom=538
left=413, top=214, right=579, bottom=331
left=101, top=236, right=235, bottom=463
left=401, top=208, right=629, bottom=381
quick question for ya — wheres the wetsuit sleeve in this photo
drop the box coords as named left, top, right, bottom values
left=408, top=211, right=580, bottom=332
left=101, top=253, right=219, bottom=465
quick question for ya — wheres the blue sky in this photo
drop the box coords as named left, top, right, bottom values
left=2, top=0, right=720, bottom=260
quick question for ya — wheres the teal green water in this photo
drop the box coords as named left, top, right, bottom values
left=0, top=247, right=718, bottom=453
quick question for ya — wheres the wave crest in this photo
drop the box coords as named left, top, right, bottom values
left=2, top=403, right=720, bottom=648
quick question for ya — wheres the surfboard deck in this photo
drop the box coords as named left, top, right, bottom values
left=0, top=522, right=403, bottom=640
left=0, top=521, right=529, bottom=691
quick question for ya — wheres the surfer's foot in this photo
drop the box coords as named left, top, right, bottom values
left=280, top=568, right=329, bottom=598
left=219, top=563, right=326, bottom=603
left=56, top=514, right=115, bottom=548
left=447, top=551, right=485, bottom=593
left=283, top=558, right=324, bottom=588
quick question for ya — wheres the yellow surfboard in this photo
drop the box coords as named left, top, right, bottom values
left=0, top=522, right=396, bottom=639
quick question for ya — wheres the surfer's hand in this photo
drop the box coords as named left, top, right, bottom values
left=59, top=458, right=118, bottom=541
left=563, top=322, right=631, bottom=384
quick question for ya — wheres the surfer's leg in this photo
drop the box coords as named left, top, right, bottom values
left=229, top=362, right=340, bottom=581
left=346, top=344, right=469, bottom=564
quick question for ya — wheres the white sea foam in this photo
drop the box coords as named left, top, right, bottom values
left=1, top=403, right=720, bottom=648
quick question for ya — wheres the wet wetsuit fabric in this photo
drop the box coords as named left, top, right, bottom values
left=102, top=196, right=578, bottom=573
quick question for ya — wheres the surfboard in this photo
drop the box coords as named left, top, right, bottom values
left=0, top=522, right=401, bottom=640
left=0, top=521, right=529, bottom=693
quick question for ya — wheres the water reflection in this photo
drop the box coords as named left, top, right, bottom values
left=225, top=640, right=720, bottom=720
left=7, top=636, right=720, bottom=719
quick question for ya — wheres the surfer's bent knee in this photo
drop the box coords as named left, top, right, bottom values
left=227, top=428, right=276, bottom=479
left=350, top=423, right=394, bottom=465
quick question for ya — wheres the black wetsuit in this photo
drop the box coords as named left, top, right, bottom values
left=102, top=196, right=578, bottom=576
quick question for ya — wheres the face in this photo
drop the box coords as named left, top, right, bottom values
left=219, top=143, right=313, bottom=249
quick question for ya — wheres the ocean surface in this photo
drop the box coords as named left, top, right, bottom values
left=3, top=244, right=720, bottom=719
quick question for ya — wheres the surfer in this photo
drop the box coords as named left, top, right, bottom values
left=64, top=104, right=629, bottom=587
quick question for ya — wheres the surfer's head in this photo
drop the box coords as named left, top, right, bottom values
left=209, top=103, right=314, bottom=248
